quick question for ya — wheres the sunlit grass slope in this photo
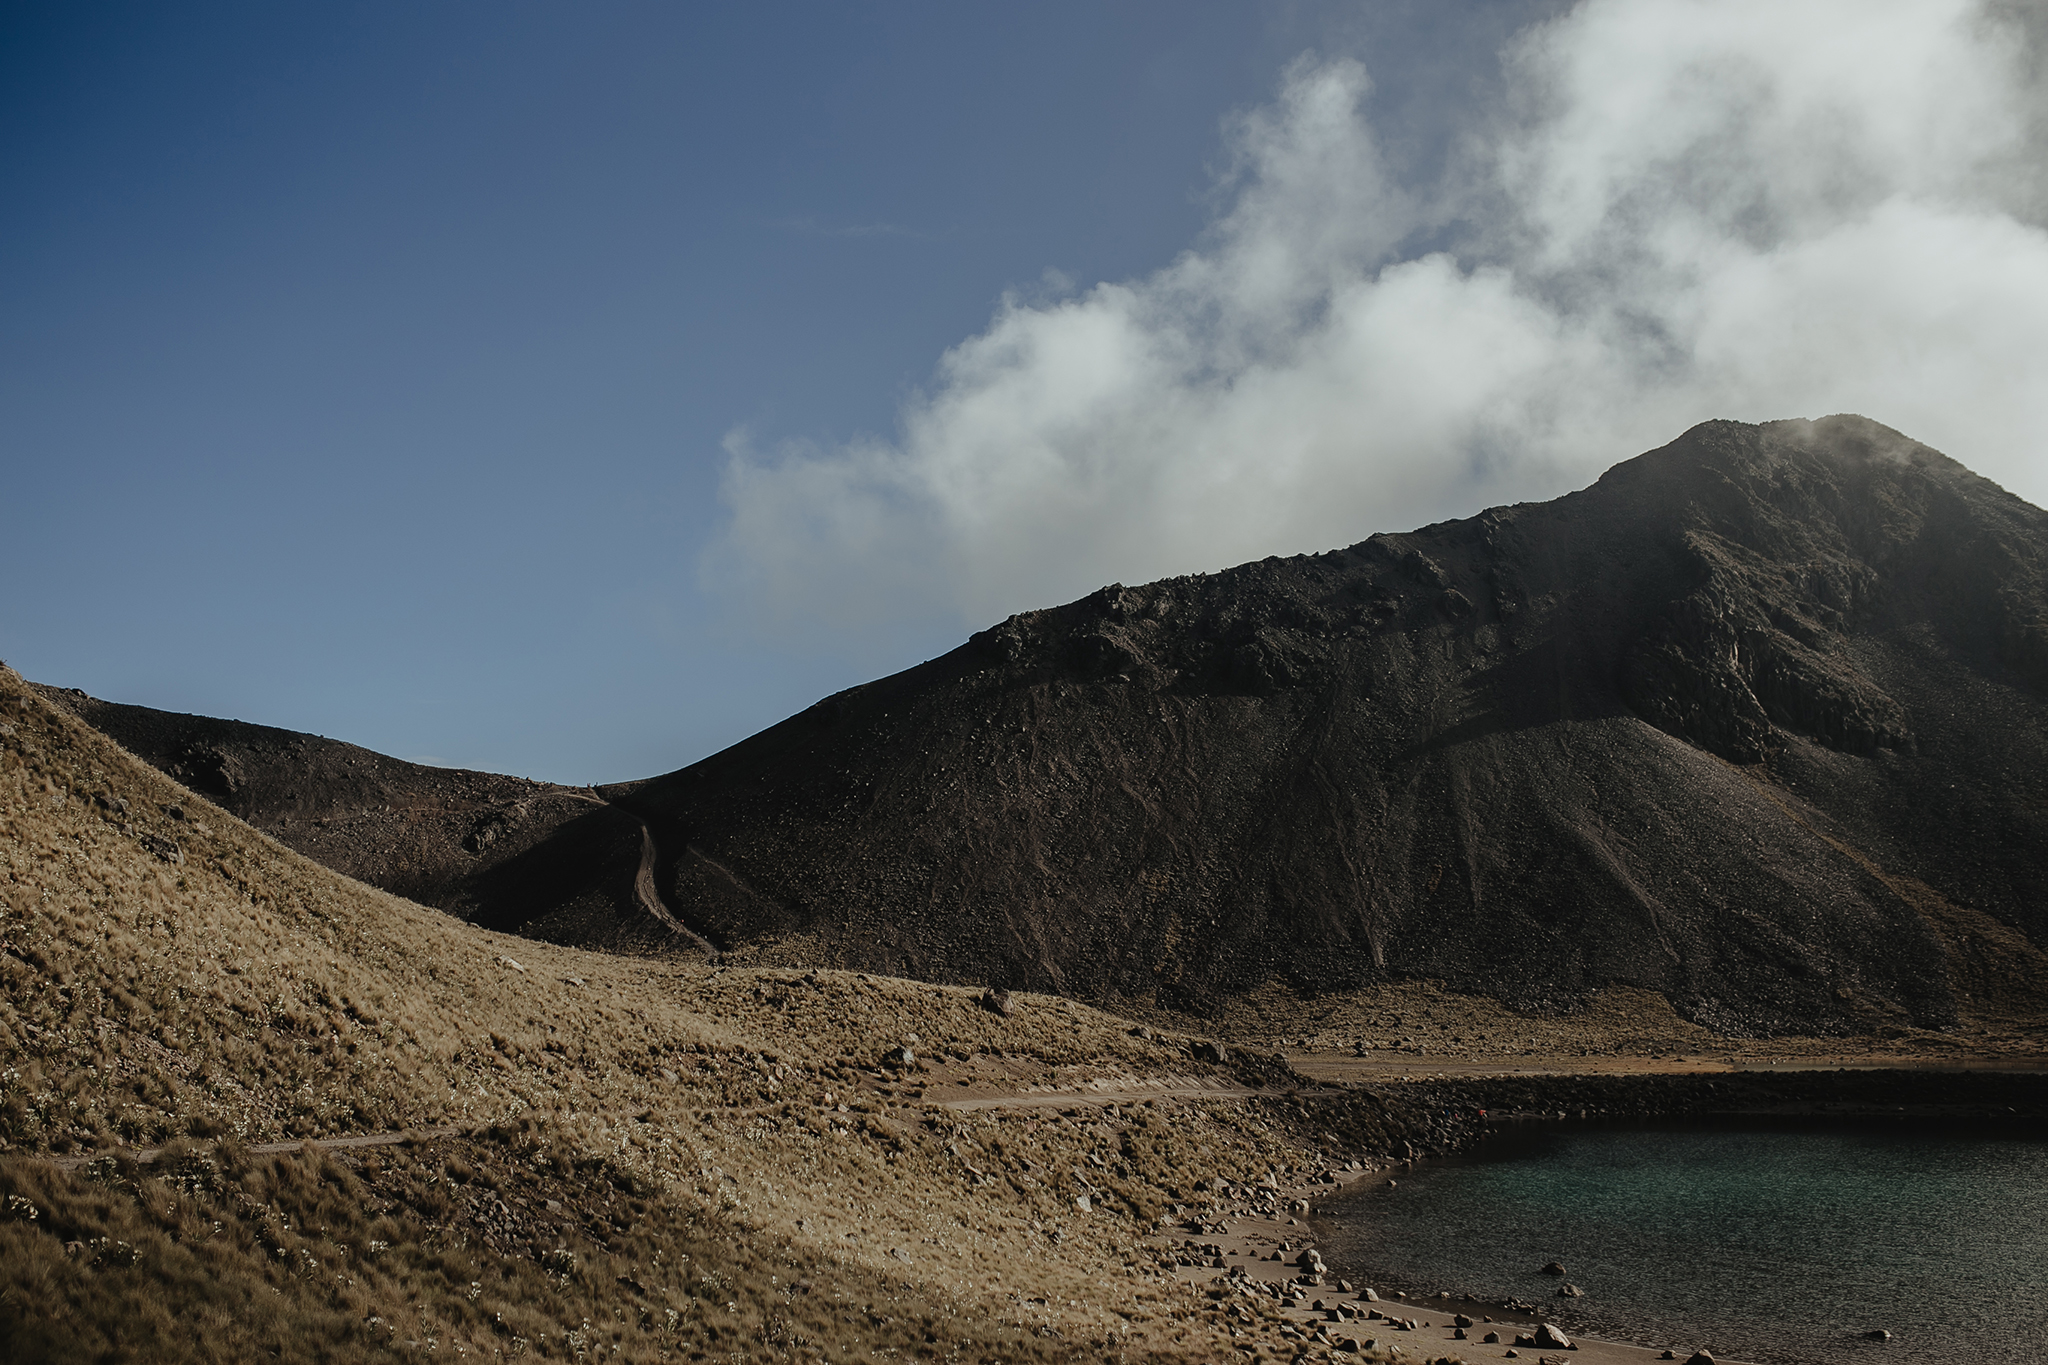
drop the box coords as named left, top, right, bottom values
left=0, top=664, right=1375, bottom=1362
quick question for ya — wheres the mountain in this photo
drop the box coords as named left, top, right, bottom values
left=605, top=415, right=2048, bottom=1034
left=26, top=686, right=696, bottom=954
left=40, top=416, right=2048, bottom=1037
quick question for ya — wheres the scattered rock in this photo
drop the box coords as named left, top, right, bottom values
left=1558, top=1282, right=1585, bottom=1297
left=1192, top=1040, right=1227, bottom=1064
left=1454, top=1314, right=1474, bottom=1328
left=1684, top=1352, right=1716, bottom=1365
left=1541, top=1261, right=1567, bottom=1276
left=1864, top=1329, right=1892, bottom=1341
left=980, top=988, right=1016, bottom=1017
left=882, top=1045, right=915, bottom=1068
left=1532, top=1323, right=1573, bottom=1350
left=1483, top=1332, right=1501, bottom=1344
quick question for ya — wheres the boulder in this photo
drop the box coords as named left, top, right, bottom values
left=1684, top=1352, right=1715, bottom=1365
left=1532, top=1323, right=1573, bottom=1349
left=1541, top=1261, right=1567, bottom=1276
left=1558, top=1282, right=1585, bottom=1297
left=980, top=988, right=1017, bottom=1017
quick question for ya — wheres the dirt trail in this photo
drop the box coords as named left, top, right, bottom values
left=938, top=1084, right=1270, bottom=1111
left=619, top=810, right=718, bottom=957
left=560, top=790, right=718, bottom=957
left=31, top=1084, right=1261, bottom=1170
left=43, top=1125, right=462, bottom=1171
left=1287, top=1052, right=2048, bottom=1085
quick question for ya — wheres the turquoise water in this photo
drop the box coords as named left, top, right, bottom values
left=1319, top=1124, right=2048, bottom=1364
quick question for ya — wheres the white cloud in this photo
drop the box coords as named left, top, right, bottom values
left=708, top=0, right=2048, bottom=632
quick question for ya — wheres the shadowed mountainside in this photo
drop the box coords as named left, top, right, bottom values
left=602, top=416, right=2048, bottom=1035
left=25, top=687, right=679, bottom=953
left=40, top=416, right=2048, bottom=1036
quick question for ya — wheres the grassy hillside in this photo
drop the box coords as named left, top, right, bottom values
left=0, top=663, right=1401, bottom=1363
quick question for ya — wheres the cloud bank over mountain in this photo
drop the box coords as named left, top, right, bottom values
left=711, top=0, right=2048, bottom=630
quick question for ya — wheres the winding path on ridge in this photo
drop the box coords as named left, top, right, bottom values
left=559, top=790, right=719, bottom=958
left=619, top=807, right=718, bottom=957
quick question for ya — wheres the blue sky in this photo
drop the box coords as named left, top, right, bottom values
left=7, top=1, right=2046, bottom=783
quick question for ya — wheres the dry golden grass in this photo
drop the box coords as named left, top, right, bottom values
left=0, top=665, right=1419, bottom=1363
left=1109, top=968, right=2048, bottom=1066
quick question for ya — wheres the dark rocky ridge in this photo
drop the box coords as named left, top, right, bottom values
left=39, top=416, right=2048, bottom=1035
left=27, top=687, right=673, bottom=953
left=601, top=416, right=2048, bottom=1033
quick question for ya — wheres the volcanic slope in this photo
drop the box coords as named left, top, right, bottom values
left=29, top=685, right=674, bottom=954
left=595, top=415, right=2048, bottom=1037
left=0, top=661, right=1357, bottom=1364
left=37, top=415, right=2048, bottom=1039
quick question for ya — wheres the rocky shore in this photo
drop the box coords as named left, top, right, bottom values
left=1144, top=1063, right=2048, bottom=1364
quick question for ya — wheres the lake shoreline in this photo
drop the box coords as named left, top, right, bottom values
left=1303, top=1091, right=2048, bottom=1365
